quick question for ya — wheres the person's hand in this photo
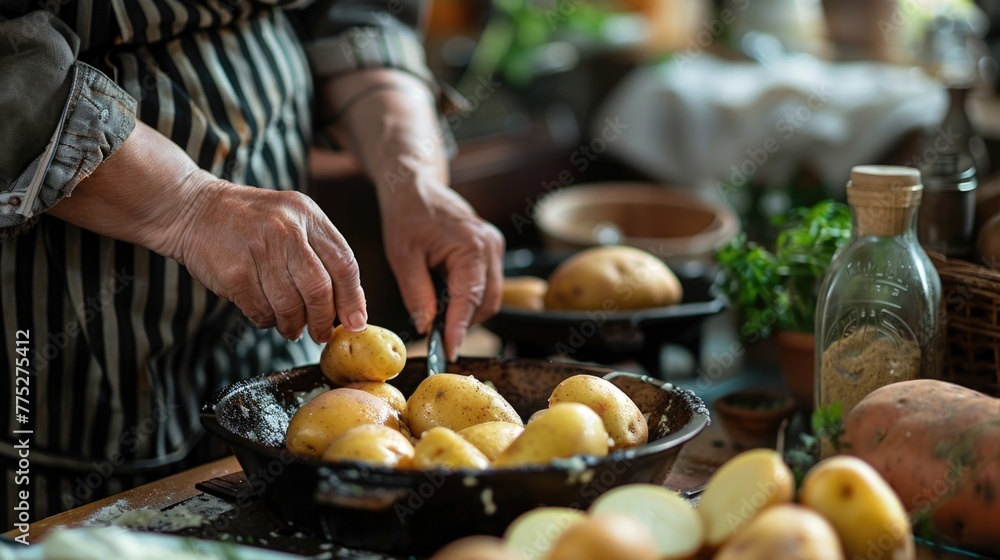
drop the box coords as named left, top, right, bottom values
left=166, top=172, right=368, bottom=343
left=380, top=179, right=504, bottom=360
left=51, top=122, right=367, bottom=343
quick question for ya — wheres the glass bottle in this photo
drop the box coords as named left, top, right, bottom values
left=815, top=166, right=942, bottom=416
left=917, top=86, right=978, bottom=259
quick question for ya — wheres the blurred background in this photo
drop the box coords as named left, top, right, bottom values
left=313, top=0, right=1000, bottom=357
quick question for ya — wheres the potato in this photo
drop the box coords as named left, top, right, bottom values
left=412, top=427, right=490, bottom=471
left=320, top=324, right=406, bottom=385
left=697, top=448, right=794, bottom=549
left=800, top=456, right=915, bottom=560
left=547, top=513, right=658, bottom=560
left=285, top=388, right=402, bottom=457
left=548, top=374, right=647, bottom=450
left=527, top=409, right=547, bottom=424
left=589, top=484, right=703, bottom=559
left=344, top=381, right=407, bottom=416
left=493, top=403, right=609, bottom=468
left=458, top=422, right=524, bottom=461
left=715, top=504, right=844, bottom=560
left=544, top=245, right=682, bottom=311
left=405, top=373, right=523, bottom=437
left=430, top=536, right=521, bottom=560
left=841, top=379, right=1000, bottom=552
left=502, top=276, right=548, bottom=311
left=504, top=507, right=586, bottom=560
left=321, top=425, right=414, bottom=469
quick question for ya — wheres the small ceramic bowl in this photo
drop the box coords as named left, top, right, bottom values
left=533, top=183, right=740, bottom=263
left=713, top=389, right=796, bottom=448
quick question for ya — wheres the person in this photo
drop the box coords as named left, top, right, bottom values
left=0, top=0, right=504, bottom=528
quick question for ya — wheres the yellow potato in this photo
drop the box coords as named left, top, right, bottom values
left=548, top=374, right=648, bottom=450
left=429, top=536, right=521, bottom=560
left=405, top=373, right=523, bottom=437
left=715, top=504, right=844, bottom=560
left=698, top=448, right=795, bottom=549
left=544, top=245, right=682, bottom=311
left=547, top=513, right=658, bottom=560
left=458, top=422, right=524, bottom=462
left=502, top=276, right=548, bottom=311
left=285, top=388, right=402, bottom=458
left=344, top=381, right=407, bottom=416
left=321, top=425, right=415, bottom=469
left=527, top=409, right=548, bottom=424
left=589, top=484, right=703, bottom=560
left=412, top=427, right=491, bottom=471
left=493, top=403, right=609, bottom=468
left=504, top=507, right=586, bottom=560
left=320, top=324, right=406, bottom=385
left=800, top=456, right=914, bottom=560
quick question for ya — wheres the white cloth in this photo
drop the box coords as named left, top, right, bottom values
left=594, top=54, right=948, bottom=194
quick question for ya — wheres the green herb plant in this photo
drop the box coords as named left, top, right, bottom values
left=716, top=200, right=852, bottom=341
left=784, top=402, right=845, bottom=487
left=460, top=0, right=616, bottom=92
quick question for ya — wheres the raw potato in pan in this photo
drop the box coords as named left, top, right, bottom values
left=285, top=388, right=403, bottom=458
left=548, top=375, right=648, bottom=451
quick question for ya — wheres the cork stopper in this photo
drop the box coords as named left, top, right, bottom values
left=847, top=165, right=923, bottom=237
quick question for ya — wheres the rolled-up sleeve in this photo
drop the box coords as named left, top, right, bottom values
left=291, top=0, right=465, bottom=116
left=0, top=10, right=137, bottom=238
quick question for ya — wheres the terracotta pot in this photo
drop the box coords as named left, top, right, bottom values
left=775, top=331, right=816, bottom=413
left=533, top=183, right=741, bottom=264
left=714, top=390, right=797, bottom=448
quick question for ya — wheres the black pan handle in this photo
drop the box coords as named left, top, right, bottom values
left=314, top=467, right=410, bottom=511
left=602, top=370, right=674, bottom=391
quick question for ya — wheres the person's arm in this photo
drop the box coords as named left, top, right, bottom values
left=324, top=69, right=504, bottom=359
left=292, top=1, right=505, bottom=359
left=52, top=122, right=368, bottom=342
left=0, top=10, right=135, bottom=237
left=1, top=11, right=366, bottom=343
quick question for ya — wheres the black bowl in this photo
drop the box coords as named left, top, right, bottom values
left=484, top=249, right=726, bottom=373
left=201, top=357, right=709, bottom=555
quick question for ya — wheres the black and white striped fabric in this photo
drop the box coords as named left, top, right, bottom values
left=0, top=0, right=432, bottom=528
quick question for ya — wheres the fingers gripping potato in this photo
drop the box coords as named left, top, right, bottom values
left=405, top=374, right=523, bottom=437
left=321, top=424, right=415, bottom=469
left=493, top=403, right=609, bottom=468
left=548, top=375, right=648, bottom=450
left=285, top=388, right=403, bottom=457
left=413, top=427, right=491, bottom=471
left=321, top=324, right=406, bottom=385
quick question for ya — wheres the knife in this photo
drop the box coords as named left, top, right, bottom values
left=426, top=275, right=448, bottom=376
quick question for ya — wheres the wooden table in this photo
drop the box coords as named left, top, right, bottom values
left=4, top=456, right=239, bottom=543
left=3, top=449, right=972, bottom=559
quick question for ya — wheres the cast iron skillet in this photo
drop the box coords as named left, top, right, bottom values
left=484, top=249, right=726, bottom=356
left=201, top=357, right=709, bottom=555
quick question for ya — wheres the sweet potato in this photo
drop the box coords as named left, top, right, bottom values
left=841, top=379, right=1000, bottom=553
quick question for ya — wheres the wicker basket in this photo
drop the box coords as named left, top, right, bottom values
left=929, top=251, right=1000, bottom=397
